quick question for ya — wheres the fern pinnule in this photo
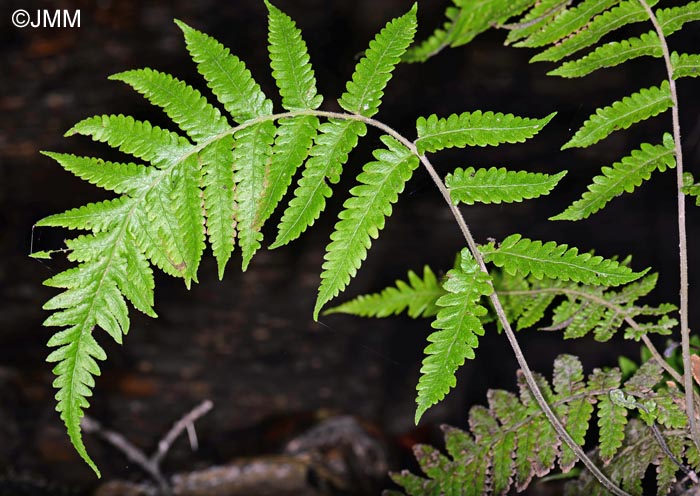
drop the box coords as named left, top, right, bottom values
left=266, top=0, right=323, bottom=112
left=67, top=114, right=193, bottom=168
left=481, top=234, right=646, bottom=286
left=415, top=111, right=555, bottom=154
left=515, top=0, right=619, bottom=48
left=415, top=249, right=492, bottom=424
left=672, top=51, right=700, bottom=78
left=562, top=81, right=672, bottom=150
left=504, top=0, right=570, bottom=45
left=552, top=134, right=676, bottom=221
left=657, top=1, right=700, bottom=36
left=272, top=5, right=417, bottom=249
left=548, top=31, right=662, bottom=78
left=314, top=135, right=419, bottom=319
left=530, top=0, right=660, bottom=63
left=259, top=2, right=322, bottom=239
left=445, top=167, right=566, bottom=205
left=339, top=4, right=417, bottom=117
left=324, top=265, right=444, bottom=318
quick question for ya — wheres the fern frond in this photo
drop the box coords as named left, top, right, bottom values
left=552, top=134, right=676, bottom=221
left=232, top=121, right=276, bottom=270
left=482, top=234, right=646, bottom=286
left=314, top=136, right=419, bottom=318
left=272, top=6, right=416, bottom=248
left=415, top=249, right=492, bottom=424
left=404, top=0, right=535, bottom=63
left=67, top=114, right=194, bottom=167
left=339, top=4, right=417, bottom=117
left=178, top=20, right=277, bottom=268
left=504, top=0, right=571, bottom=45
left=516, top=0, right=619, bottom=48
left=672, top=52, right=700, bottom=79
left=396, top=356, right=691, bottom=495
left=562, top=81, right=672, bottom=149
left=531, top=0, right=659, bottom=63
left=38, top=153, right=156, bottom=195
left=109, top=69, right=235, bottom=276
left=446, top=167, right=566, bottom=205
left=272, top=119, right=366, bottom=247
left=548, top=31, right=662, bottom=79
left=324, top=266, right=443, bottom=319
left=177, top=20, right=272, bottom=122
left=415, top=111, right=555, bottom=154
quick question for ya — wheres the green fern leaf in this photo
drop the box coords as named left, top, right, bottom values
left=446, top=167, right=566, bottom=205
left=257, top=116, right=318, bottom=230
left=314, top=135, right=419, bottom=318
left=67, top=114, right=193, bottom=168
left=403, top=4, right=461, bottom=63
left=504, top=0, right=570, bottom=45
left=272, top=119, right=366, bottom=247
left=589, top=368, right=627, bottom=462
left=324, top=265, right=444, bottom=318
left=562, top=81, right=672, bottom=150
left=233, top=122, right=277, bottom=270
left=415, top=249, right=492, bottom=424
left=481, top=234, right=646, bottom=286
left=339, top=4, right=417, bottom=117
left=109, top=69, right=235, bottom=276
left=273, top=6, right=416, bottom=248
left=553, top=355, right=593, bottom=471
left=548, top=31, right=662, bottom=79
left=38, top=198, right=132, bottom=233
left=39, top=153, right=156, bottom=195
left=177, top=20, right=272, bottom=122
left=67, top=115, right=204, bottom=283
left=178, top=20, right=276, bottom=268
left=657, top=1, right=700, bottom=36
left=531, top=0, right=659, bottom=63
left=258, top=3, right=323, bottom=238
left=415, top=111, right=555, bottom=153
left=672, top=51, right=700, bottom=79
left=266, top=1, right=323, bottom=111
left=559, top=30, right=661, bottom=75
left=552, top=135, right=676, bottom=220
left=404, top=0, right=535, bottom=62
left=516, top=0, right=619, bottom=48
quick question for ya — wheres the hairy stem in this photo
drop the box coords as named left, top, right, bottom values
left=636, top=0, right=699, bottom=451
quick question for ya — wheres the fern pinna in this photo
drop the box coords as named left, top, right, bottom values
left=34, top=1, right=571, bottom=475
left=391, top=356, right=696, bottom=496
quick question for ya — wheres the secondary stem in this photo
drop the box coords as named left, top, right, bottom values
left=201, top=108, right=628, bottom=493
left=637, top=0, right=699, bottom=451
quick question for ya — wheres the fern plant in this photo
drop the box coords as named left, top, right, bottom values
left=33, top=0, right=700, bottom=494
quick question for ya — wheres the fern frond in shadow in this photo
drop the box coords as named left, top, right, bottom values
left=392, top=356, right=696, bottom=495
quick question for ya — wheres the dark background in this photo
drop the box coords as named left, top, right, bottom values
left=1, top=0, right=700, bottom=493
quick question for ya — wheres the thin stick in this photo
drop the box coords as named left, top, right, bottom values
left=82, top=400, right=213, bottom=494
left=636, top=0, right=699, bottom=452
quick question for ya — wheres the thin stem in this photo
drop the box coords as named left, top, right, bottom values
left=636, top=0, right=699, bottom=451
left=178, top=108, right=628, bottom=494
